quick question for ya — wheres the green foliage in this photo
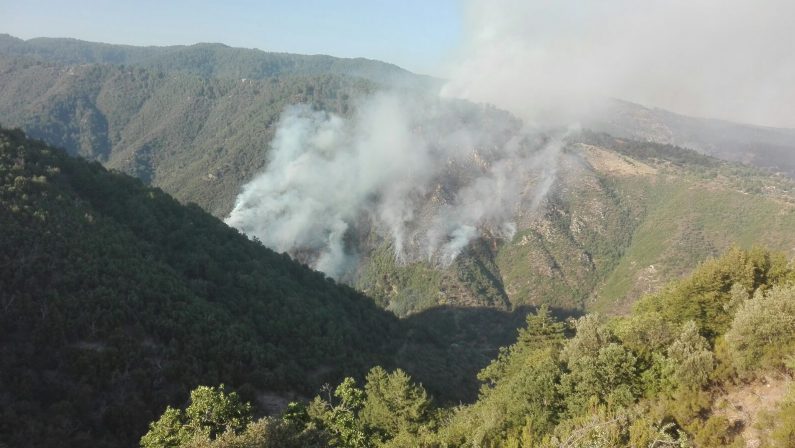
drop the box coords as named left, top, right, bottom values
left=6, top=38, right=795, bottom=325
left=560, top=342, right=640, bottom=415
left=0, top=129, right=404, bottom=447
left=141, top=408, right=190, bottom=448
left=395, top=305, right=533, bottom=403
left=141, top=385, right=251, bottom=448
left=301, top=369, right=435, bottom=447
left=0, top=54, right=376, bottom=216
left=7, top=39, right=795, bottom=323
left=183, top=417, right=328, bottom=448
left=611, top=312, right=676, bottom=360
left=356, top=242, right=444, bottom=314
left=590, top=162, right=795, bottom=313
left=667, top=321, right=714, bottom=390
left=0, top=34, right=437, bottom=88
left=140, top=388, right=328, bottom=448
left=317, top=378, right=373, bottom=448
left=478, top=305, right=565, bottom=385
left=361, top=367, right=433, bottom=440
left=636, top=246, right=789, bottom=338
left=137, top=246, right=795, bottom=448
left=435, top=308, right=567, bottom=445
left=724, top=283, right=795, bottom=373
left=692, top=415, right=738, bottom=448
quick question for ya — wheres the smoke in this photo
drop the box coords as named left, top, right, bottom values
left=443, top=0, right=795, bottom=128
left=226, top=93, right=565, bottom=279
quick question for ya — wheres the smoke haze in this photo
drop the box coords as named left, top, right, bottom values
left=225, top=94, right=564, bottom=278
left=443, top=0, right=795, bottom=128
left=227, top=0, right=795, bottom=278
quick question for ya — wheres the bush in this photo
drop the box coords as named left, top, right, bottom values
left=724, top=284, right=795, bottom=373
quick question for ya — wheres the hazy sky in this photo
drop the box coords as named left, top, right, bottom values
left=444, top=0, right=795, bottom=128
left=1, top=0, right=794, bottom=127
left=0, top=0, right=462, bottom=75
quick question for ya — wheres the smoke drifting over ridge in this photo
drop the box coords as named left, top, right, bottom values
left=226, top=0, right=795, bottom=279
left=444, top=0, right=795, bottom=128
left=226, top=94, right=565, bottom=279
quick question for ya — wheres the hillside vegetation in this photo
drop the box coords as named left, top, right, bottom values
left=0, top=34, right=438, bottom=89
left=145, top=246, right=795, bottom=447
left=0, top=53, right=375, bottom=215
left=0, top=129, right=543, bottom=447
left=358, top=132, right=795, bottom=316
left=3, top=37, right=795, bottom=320
left=0, top=128, right=400, bottom=446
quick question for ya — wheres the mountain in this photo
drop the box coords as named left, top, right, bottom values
left=0, top=52, right=378, bottom=216
left=3, top=35, right=795, bottom=448
left=0, top=128, right=541, bottom=446
left=135, top=246, right=795, bottom=448
left=3, top=37, right=795, bottom=320
left=5, top=123, right=792, bottom=446
left=0, top=127, right=400, bottom=446
left=355, top=130, right=795, bottom=315
left=584, top=98, right=795, bottom=177
left=0, top=34, right=439, bottom=89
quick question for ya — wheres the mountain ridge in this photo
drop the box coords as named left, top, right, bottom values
left=3, top=46, right=795, bottom=319
left=0, top=34, right=440, bottom=89
left=584, top=98, right=795, bottom=177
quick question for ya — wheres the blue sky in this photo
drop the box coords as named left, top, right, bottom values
left=0, top=0, right=463, bottom=75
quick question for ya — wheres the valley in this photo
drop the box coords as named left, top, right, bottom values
left=1, top=29, right=794, bottom=448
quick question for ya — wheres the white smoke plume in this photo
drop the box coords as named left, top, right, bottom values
left=226, top=93, right=565, bottom=279
left=444, top=0, right=795, bottom=128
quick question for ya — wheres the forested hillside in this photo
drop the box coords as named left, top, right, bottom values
left=3, top=31, right=795, bottom=448
left=0, top=128, right=404, bottom=446
left=142, top=246, right=795, bottom=447
left=357, top=132, right=795, bottom=316
left=0, top=34, right=438, bottom=89
left=3, top=37, right=795, bottom=322
left=0, top=129, right=541, bottom=447
left=0, top=53, right=375, bottom=215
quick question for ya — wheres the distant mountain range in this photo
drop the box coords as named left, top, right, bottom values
left=0, top=34, right=440, bottom=89
left=1, top=34, right=794, bottom=319
left=584, top=98, right=795, bottom=177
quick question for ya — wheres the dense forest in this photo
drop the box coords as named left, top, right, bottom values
left=0, top=129, right=540, bottom=447
left=140, top=246, right=795, bottom=447
left=0, top=127, right=396, bottom=446
left=0, top=52, right=376, bottom=216
left=2, top=129, right=793, bottom=447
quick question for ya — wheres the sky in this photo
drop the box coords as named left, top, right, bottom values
left=0, top=0, right=462, bottom=75
left=1, top=0, right=794, bottom=127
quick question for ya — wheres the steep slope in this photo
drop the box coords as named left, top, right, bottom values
left=497, top=135, right=795, bottom=313
left=138, top=246, right=795, bottom=448
left=3, top=37, right=795, bottom=319
left=356, top=133, right=795, bottom=316
left=0, top=53, right=372, bottom=215
left=0, top=128, right=402, bottom=447
left=578, top=132, right=795, bottom=312
left=0, top=128, right=536, bottom=447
